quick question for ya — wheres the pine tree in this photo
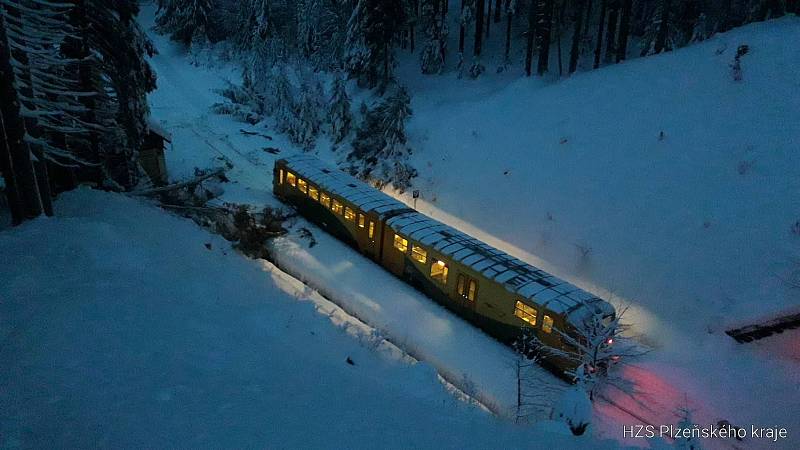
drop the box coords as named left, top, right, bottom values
left=157, top=0, right=214, bottom=46
left=347, top=87, right=416, bottom=191
left=673, top=402, right=704, bottom=450
left=420, top=0, right=448, bottom=74
left=328, top=75, right=352, bottom=144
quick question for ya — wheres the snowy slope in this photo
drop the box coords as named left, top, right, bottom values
left=0, top=189, right=623, bottom=448
left=136, top=5, right=799, bottom=448
left=392, top=18, right=800, bottom=449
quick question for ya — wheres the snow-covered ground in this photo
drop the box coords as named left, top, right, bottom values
left=1, top=189, right=623, bottom=448
left=114, top=6, right=800, bottom=449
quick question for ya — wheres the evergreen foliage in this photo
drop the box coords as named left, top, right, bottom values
left=328, top=75, right=353, bottom=144
left=347, top=87, right=416, bottom=191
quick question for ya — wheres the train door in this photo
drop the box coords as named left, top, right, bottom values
left=455, top=273, right=479, bottom=313
left=355, top=212, right=380, bottom=262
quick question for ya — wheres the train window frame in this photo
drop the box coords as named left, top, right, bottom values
left=358, top=214, right=366, bottom=228
left=393, top=234, right=408, bottom=253
left=456, top=274, right=466, bottom=296
left=331, top=199, right=344, bottom=215
left=430, top=259, right=448, bottom=284
left=514, top=301, right=538, bottom=326
left=297, top=178, right=307, bottom=194
left=286, top=172, right=296, bottom=187
left=344, top=207, right=356, bottom=222
left=456, top=274, right=476, bottom=301
left=411, top=245, right=427, bottom=264
left=368, top=221, right=375, bottom=240
left=320, top=192, right=331, bottom=208
left=308, top=185, right=319, bottom=201
left=542, top=315, right=554, bottom=333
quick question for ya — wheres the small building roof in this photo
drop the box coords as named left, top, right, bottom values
left=147, top=118, right=172, bottom=143
left=281, top=154, right=412, bottom=219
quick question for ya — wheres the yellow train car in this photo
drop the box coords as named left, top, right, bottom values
left=274, top=155, right=615, bottom=375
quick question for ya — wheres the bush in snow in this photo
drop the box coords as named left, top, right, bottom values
left=673, top=403, right=704, bottom=450
left=211, top=71, right=266, bottom=125
left=731, top=44, right=749, bottom=81
left=346, top=86, right=417, bottom=192
left=551, top=370, right=592, bottom=436
left=328, top=75, right=353, bottom=144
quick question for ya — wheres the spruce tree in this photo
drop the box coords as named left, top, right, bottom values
left=420, top=0, right=448, bottom=74
left=328, top=75, right=352, bottom=144
left=347, top=87, right=416, bottom=191
left=157, top=0, right=214, bottom=46
left=344, top=0, right=406, bottom=90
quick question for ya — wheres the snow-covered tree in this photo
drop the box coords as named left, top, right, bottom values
left=157, top=0, right=214, bottom=46
left=533, top=302, right=643, bottom=400
left=419, top=0, right=448, bottom=74
left=344, top=0, right=406, bottom=90
left=551, top=367, right=593, bottom=436
left=212, top=70, right=266, bottom=124
left=673, top=402, right=704, bottom=450
left=269, top=68, right=296, bottom=134
left=347, top=86, right=416, bottom=191
left=328, top=75, right=352, bottom=144
left=289, top=81, right=324, bottom=151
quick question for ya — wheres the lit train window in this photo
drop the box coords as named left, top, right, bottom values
left=320, top=192, right=331, bottom=208
left=331, top=199, right=343, bottom=215
left=457, top=274, right=465, bottom=296
left=344, top=207, right=355, bottom=221
left=279, top=169, right=284, bottom=184
left=368, top=221, right=375, bottom=240
left=431, top=260, right=448, bottom=284
left=308, top=186, right=319, bottom=201
left=394, top=234, right=408, bottom=252
left=542, top=315, right=554, bottom=333
left=297, top=178, right=307, bottom=194
left=467, top=279, right=477, bottom=301
left=358, top=214, right=365, bottom=228
left=514, top=301, right=537, bottom=326
left=411, top=245, right=427, bottom=264
left=286, top=172, right=296, bottom=187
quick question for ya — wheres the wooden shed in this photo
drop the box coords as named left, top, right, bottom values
left=140, top=118, right=171, bottom=186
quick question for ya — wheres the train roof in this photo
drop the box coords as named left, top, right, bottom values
left=386, top=211, right=614, bottom=325
left=279, top=155, right=412, bottom=219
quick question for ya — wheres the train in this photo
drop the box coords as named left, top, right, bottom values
left=273, top=154, right=615, bottom=375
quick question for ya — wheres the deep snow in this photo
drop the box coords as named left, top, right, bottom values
left=0, top=189, right=621, bottom=448
left=125, top=6, right=800, bottom=449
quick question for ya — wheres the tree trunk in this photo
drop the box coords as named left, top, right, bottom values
left=475, top=0, right=485, bottom=56
left=536, top=0, right=553, bottom=76
left=556, top=1, right=564, bottom=77
left=486, top=0, right=492, bottom=37
left=593, top=0, right=607, bottom=69
left=459, top=0, right=466, bottom=54
left=569, top=0, right=586, bottom=73
left=0, top=7, right=45, bottom=220
left=582, top=0, right=594, bottom=38
left=615, top=0, right=632, bottom=62
left=525, top=0, right=539, bottom=76
left=654, top=0, right=672, bottom=54
left=495, top=0, right=503, bottom=22
left=604, top=0, right=619, bottom=63
left=505, top=2, right=513, bottom=61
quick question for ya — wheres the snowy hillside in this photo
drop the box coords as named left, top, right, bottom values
left=131, top=6, right=800, bottom=448
left=0, top=189, right=618, bottom=448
